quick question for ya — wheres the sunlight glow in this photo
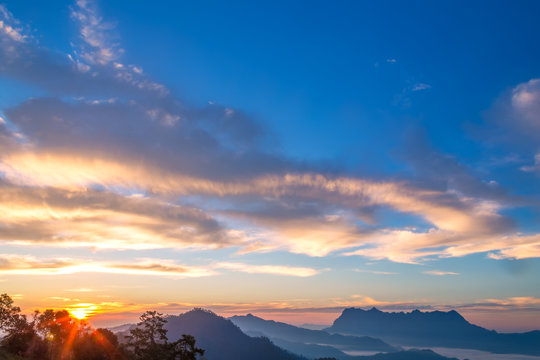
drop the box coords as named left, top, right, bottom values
left=68, top=303, right=98, bottom=320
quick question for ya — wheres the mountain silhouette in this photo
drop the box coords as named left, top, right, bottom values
left=230, top=313, right=396, bottom=353
left=327, top=307, right=540, bottom=355
left=114, top=308, right=459, bottom=360
left=163, top=309, right=305, bottom=360
left=353, top=349, right=458, bottom=360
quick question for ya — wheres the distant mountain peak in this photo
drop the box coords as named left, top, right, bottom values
left=328, top=307, right=540, bottom=356
left=164, top=308, right=304, bottom=360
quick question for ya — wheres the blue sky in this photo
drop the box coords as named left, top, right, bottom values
left=0, top=0, right=539, bottom=331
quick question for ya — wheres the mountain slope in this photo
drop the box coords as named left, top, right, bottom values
left=327, top=307, right=540, bottom=355
left=163, top=309, right=306, bottom=360
left=230, top=314, right=396, bottom=352
left=361, top=349, right=458, bottom=360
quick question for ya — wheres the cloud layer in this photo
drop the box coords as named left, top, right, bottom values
left=0, top=1, right=539, bottom=267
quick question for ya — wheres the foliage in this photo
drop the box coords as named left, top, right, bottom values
left=0, top=294, right=21, bottom=330
left=0, top=294, right=204, bottom=360
left=127, top=311, right=204, bottom=360
left=72, top=328, right=124, bottom=360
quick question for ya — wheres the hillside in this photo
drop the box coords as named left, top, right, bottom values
left=163, top=309, right=305, bottom=360
left=230, top=313, right=396, bottom=352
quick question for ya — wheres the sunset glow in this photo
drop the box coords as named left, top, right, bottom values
left=68, top=304, right=99, bottom=320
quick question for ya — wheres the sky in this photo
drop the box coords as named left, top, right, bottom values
left=0, top=0, right=539, bottom=332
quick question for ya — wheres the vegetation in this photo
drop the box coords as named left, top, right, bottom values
left=126, top=311, right=204, bottom=360
left=0, top=294, right=204, bottom=360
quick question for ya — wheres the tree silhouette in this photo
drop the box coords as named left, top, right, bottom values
left=72, top=328, right=124, bottom=360
left=0, top=293, right=21, bottom=330
left=170, top=334, right=205, bottom=360
left=0, top=294, right=47, bottom=359
left=127, top=311, right=204, bottom=360
left=0, top=295, right=204, bottom=360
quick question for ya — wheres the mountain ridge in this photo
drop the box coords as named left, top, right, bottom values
left=230, top=313, right=396, bottom=352
left=326, top=307, right=540, bottom=355
left=113, top=308, right=460, bottom=360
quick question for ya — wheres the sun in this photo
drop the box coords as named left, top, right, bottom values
left=69, top=309, right=89, bottom=320
left=68, top=303, right=98, bottom=320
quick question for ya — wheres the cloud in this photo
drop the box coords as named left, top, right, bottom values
left=401, top=130, right=511, bottom=200
left=412, top=83, right=432, bottom=91
left=0, top=1, right=538, bottom=265
left=0, top=180, right=235, bottom=250
left=70, top=0, right=123, bottom=65
left=520, top=153, right=540, bottom=173
left=0, top=254, right=320, bottom=279
left=487, top=234, right=540, bottom=260
left=423, top=270, right=459, bottom=276
left=0, top=5, right=26, bottom=42
left=511, top=78, right=540, bottom=130
left=216, top=262, right=320, bottom=277
left=0, top=254, right=215, bottom=278
left=485, top=78, right=540, bottom=147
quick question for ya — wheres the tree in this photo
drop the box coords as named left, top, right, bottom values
left=72, top=328, right=124, bottom=360
left=127, top=311, right=169, bottom=360
left=35, top=309, right=80, bottom=360
left=0, top=294, right=21, bottom=330
left=127, top=311, right=204, bottom=360
left=170, top=334, right=204, bottom=360
left=0, top=294, right=46, bottom=359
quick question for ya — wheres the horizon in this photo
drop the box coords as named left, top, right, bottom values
left=1, top=0, right=539, bottom=335
left=86, top=305, right=540, bottom=334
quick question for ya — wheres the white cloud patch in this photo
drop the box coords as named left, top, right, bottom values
left=70, top=0, right=123, bottom=65
left=511, top=78, right=540, bottom=128
left=412, top=83, right=432, bottom=91
left=216, top=262, right=320, bottom=277
left=0, top=5, right=26, bottom=42
left=423, top=270, right=459, bottom=276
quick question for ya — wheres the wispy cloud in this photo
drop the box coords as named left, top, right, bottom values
left=412, top=82, right=432, bottom=91
left=423, top=270, right=459, bottom=276
left=0, top=254, right=215, bottom=278
left=0, top=5, right=26, bottom=42
left=70, top=0, right=123, bottom=66
left=216, top=262, right=320, bottom=277
left=0, top=254, right=320, bottom=278
left=511, top=78, right=540, bottom=129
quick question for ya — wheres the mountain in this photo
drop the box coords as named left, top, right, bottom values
left=230, top=314, right=396, bottom=353
left=354, top=349, right=458, bottom=360
left=326, top=307, right=540, bottom=355
left=114, top=309, right=304, bottom=360
left=162, top=309, right=305, bottom=360
left=269, top=338, right=363, bottom=360
left=114, top=308, right=458, bottom=360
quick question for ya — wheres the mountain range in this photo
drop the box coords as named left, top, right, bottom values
left=115, top=309, right=459, bottom=360
left=327, top=307, right=540, bottom=355
left=113, top=307, right=540, bottom=359
left=229, top=313, right=397, bottom=358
